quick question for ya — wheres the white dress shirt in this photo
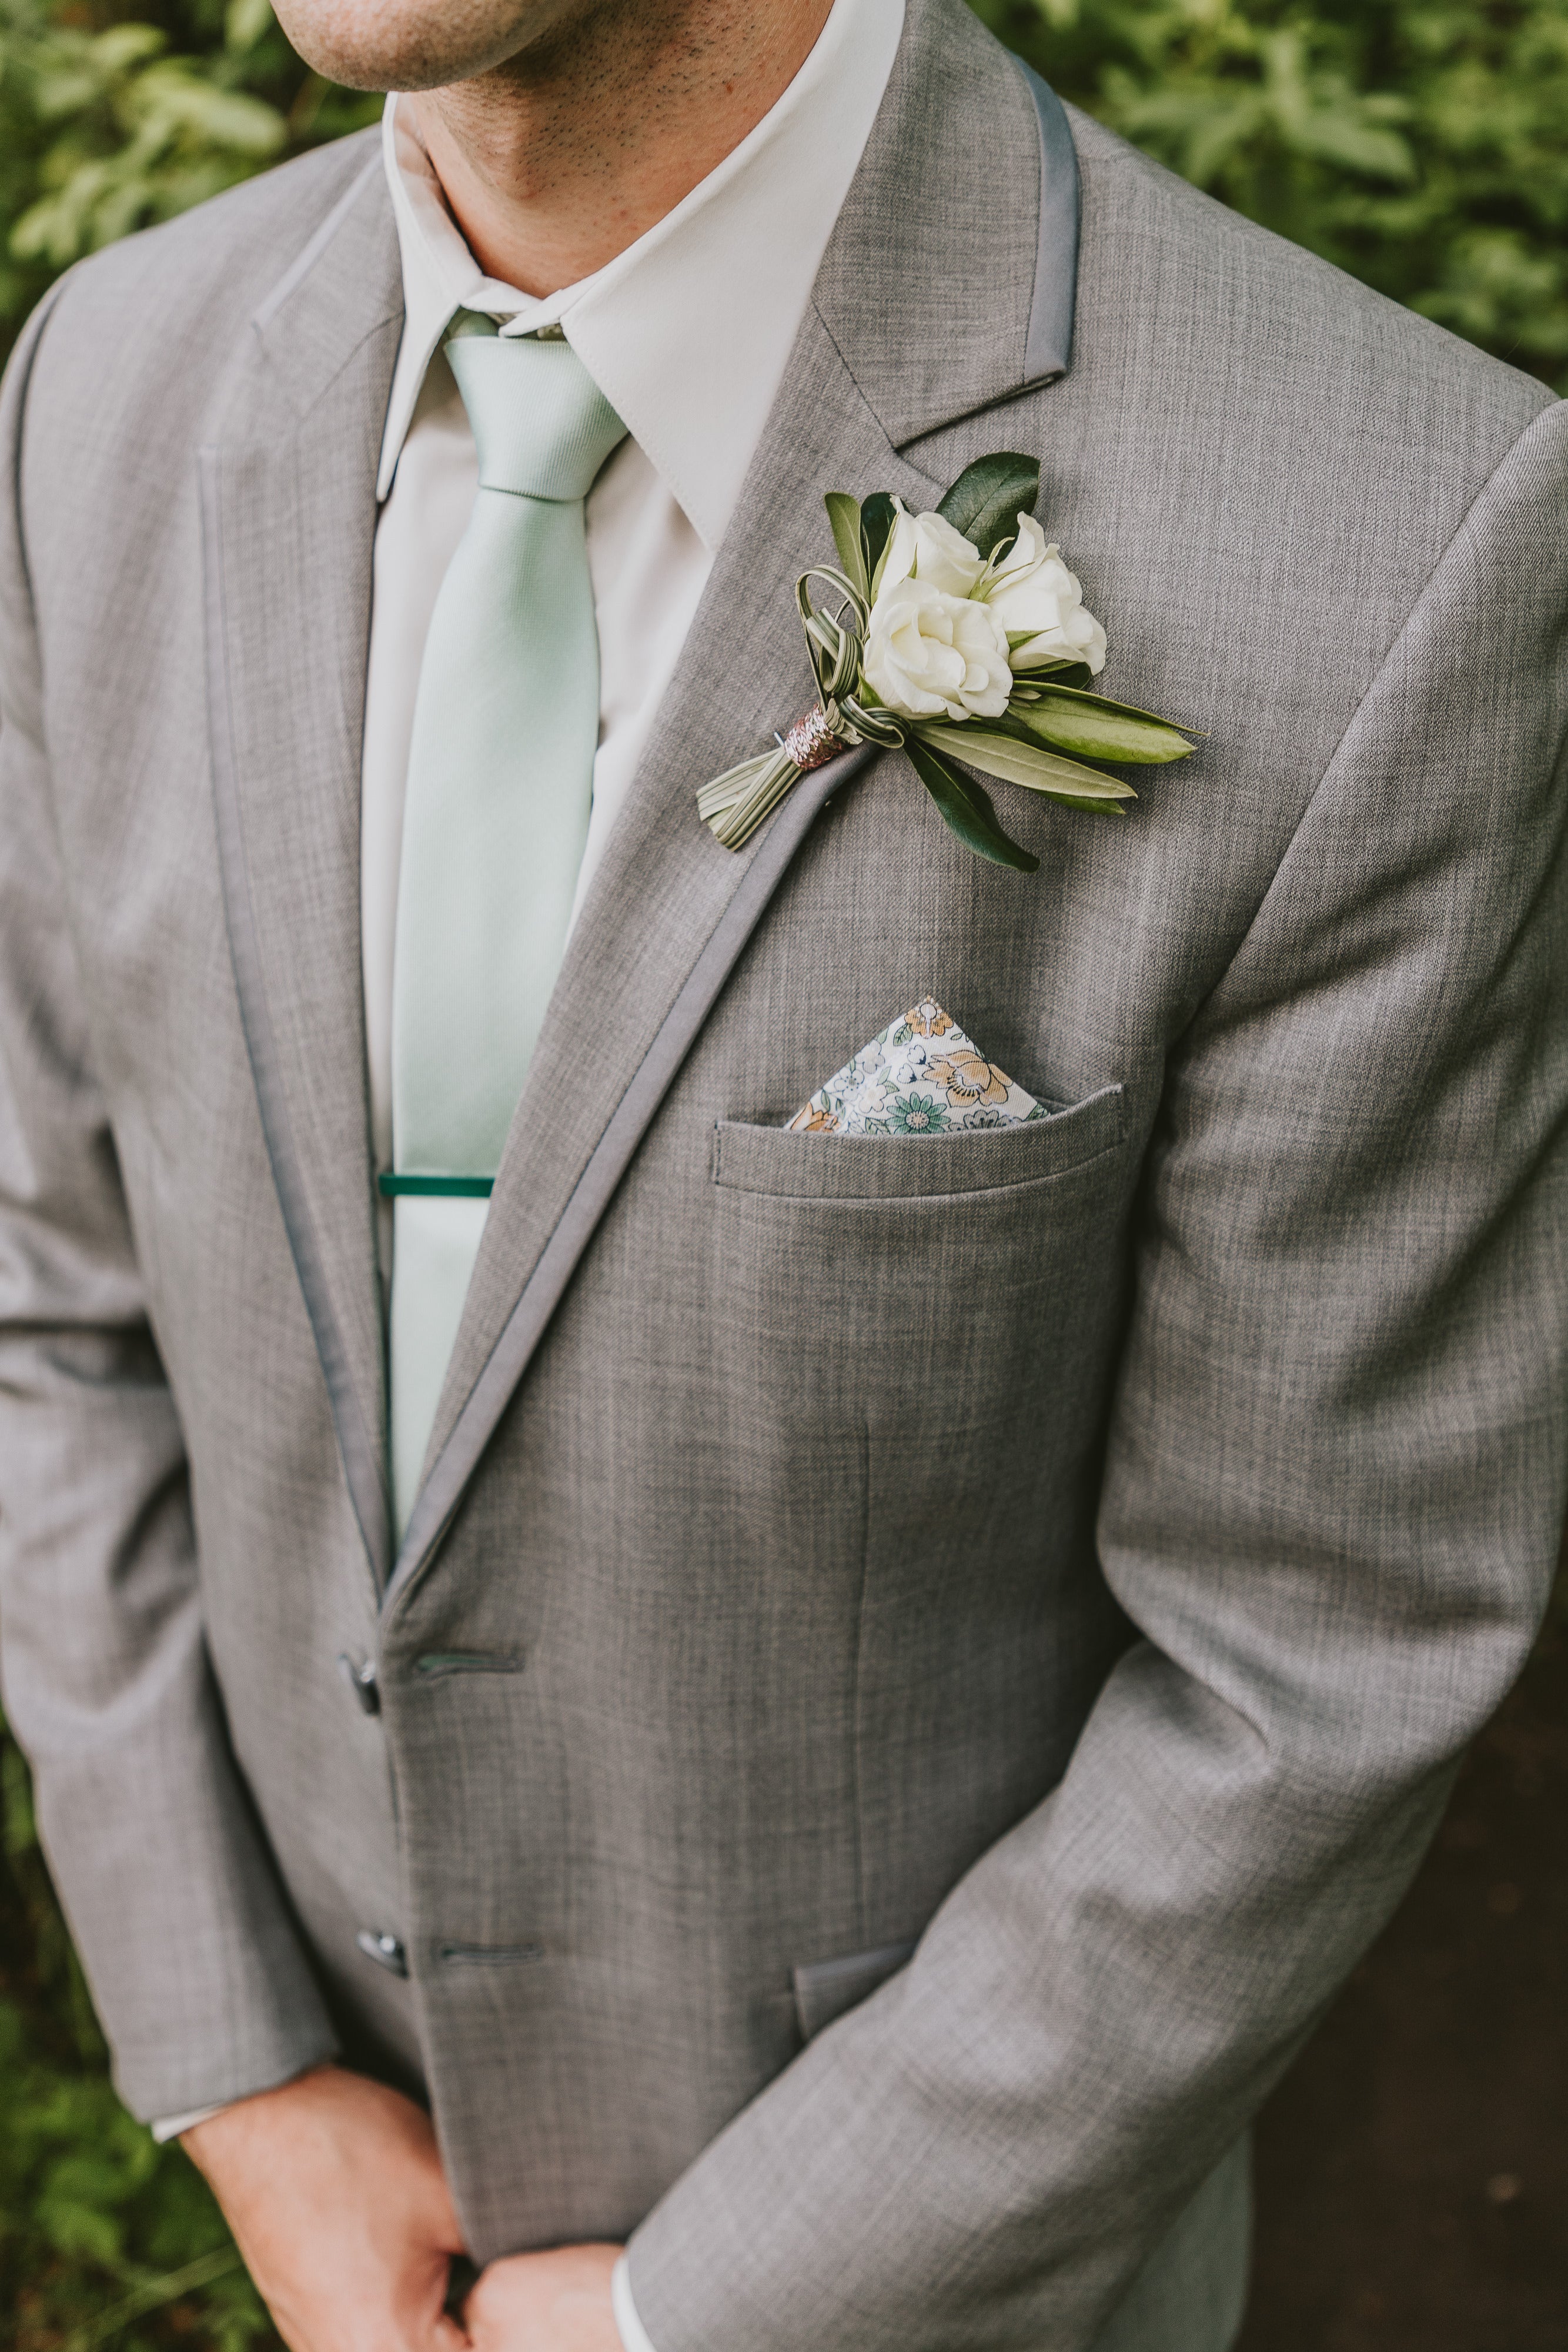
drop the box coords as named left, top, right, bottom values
left=156, top=4, right=903, bottom=2341
left=364, top=0, right=904, bottom=1205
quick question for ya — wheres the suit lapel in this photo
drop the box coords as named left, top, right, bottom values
left=201, top=148, right=402, bottom=1590
left=390, top=0, right=1078, bottom=1603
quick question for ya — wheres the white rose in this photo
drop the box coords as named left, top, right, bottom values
left=862, top=576, right=1013, bottom=722
left=878, top=500, right=987, bottom=599
left=983, top=513, right=1108, bottom=675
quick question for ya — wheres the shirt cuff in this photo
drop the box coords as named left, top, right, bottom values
left=612, top=2255, right=660, bottom=2352
left=150, top=2104, right=228, bottom=2143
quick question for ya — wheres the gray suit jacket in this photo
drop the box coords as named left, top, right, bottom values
left=2, top=1, right=1566, bottom=2346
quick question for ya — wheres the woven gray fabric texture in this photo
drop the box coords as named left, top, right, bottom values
left=1, top=0, right=1566, bottom=2345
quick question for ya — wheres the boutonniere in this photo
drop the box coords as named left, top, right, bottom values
left=697, top=453, right=1195, bottom=870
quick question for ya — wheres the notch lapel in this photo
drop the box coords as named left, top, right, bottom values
left=387, top=0, right=1081, bottom=1608
left=201, top=148, right=402, bottom=1590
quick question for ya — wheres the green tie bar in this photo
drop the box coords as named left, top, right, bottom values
left=378, top=1174, right=495, bottom=1198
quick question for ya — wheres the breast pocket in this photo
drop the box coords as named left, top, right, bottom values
left=711, top=1081, right=1127, bottom=1204
left=707, top=1083, right=1137, bottom=1488
left=696, top=1082, right=1141, bottom=1906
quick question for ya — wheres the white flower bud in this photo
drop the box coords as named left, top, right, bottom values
left=983, top=513, right=1108, bottom=674
left=878, top=500, right=988, bottom=599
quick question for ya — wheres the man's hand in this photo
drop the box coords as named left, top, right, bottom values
left=465, top=2243, right=622, bottom=2352
left=183, top=2063, right=471, bottom=2352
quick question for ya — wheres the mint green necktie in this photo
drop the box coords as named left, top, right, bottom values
left=387, top=320, right=627, bottom=1534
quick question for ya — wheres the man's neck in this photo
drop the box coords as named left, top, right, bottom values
left=404, top=0, right=837, bottom=298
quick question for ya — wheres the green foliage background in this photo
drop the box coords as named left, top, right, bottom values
left=1, top=0, right=1564, bottom=2343
left=974, top=0, right=1568, bottom=389
left=2, top=1727, right=278, bottom=2350
left=0, top=0, right=378, bottom=358
left=2, top=0, right=1566, bottom=385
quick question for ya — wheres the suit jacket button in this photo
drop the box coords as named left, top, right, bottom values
left=356, top=1929, right=407, bottom=1976
left=337, top=1652, right=380, bottom=1713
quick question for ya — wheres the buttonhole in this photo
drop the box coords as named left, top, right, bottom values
left=437, top=1941, right=546, bottom=1966
left=414, top=1651, right=524, bottom=1678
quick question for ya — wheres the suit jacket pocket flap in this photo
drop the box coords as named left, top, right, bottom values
left=714, top=1084, right=1126, bottom=1202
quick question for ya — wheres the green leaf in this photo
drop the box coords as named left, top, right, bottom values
left=1010, top=697, right=1192, bottom=764
left=68, top=2245, right=245, bottom=2351
left=861, top=492, right=898, bottom=594
left=38, top=2191, right=123, bottom=2266
left=696, top=750, right=777, bottom=824
left=935, top=452, right=1041, bottom=559
left=2, top=1735, right=36, bottom=1858
left=224, top=0, right=275, bottom=53
left=904, top=737, right=1039, bottom=872
left=697, top=746, right=798, bottom=849
left=917, top=725, right=1136, bottom=800
left=1047, top=793, right=1127, bottom=818
left=861, top=495, right=897, bottom=578
left=1025, top=677, right=1197, bottom=729
left=87, top=23, right=165, bottom=73
left=824, top=492, right=867, bottom=598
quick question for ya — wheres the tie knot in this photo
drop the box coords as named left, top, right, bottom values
left=447, top=332, right=626, bottom=503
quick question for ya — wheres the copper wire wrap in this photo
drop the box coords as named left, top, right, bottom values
left=781, top=704, right=847, bottom=772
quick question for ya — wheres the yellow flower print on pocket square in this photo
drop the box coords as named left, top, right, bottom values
left=787, top=1000, right=1051, bottom=1135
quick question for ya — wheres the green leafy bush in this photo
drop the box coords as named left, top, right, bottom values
left=5, top=0, right=1566, bottom=387
left=977, top=0, right=1568, bottom=389
left=0, top=0, right=377, bottom=356
left=0, top=1726, right=280, bottom=2351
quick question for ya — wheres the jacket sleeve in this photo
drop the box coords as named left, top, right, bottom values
left=0, top=291, right=337, bottom=2122
left=625, top=400, right=1568, bottom=2351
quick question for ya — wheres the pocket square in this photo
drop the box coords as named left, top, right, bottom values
left=787, top=1000, right=1049, bottom=1135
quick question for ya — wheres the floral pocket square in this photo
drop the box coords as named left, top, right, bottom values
left=787, top=999, right=1049, bottom=1135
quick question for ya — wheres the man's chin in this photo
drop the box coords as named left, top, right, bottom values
left=272, top=0, right=585, bottom=92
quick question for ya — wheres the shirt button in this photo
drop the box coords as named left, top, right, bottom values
left=356, top=1929, right=407, bottom=1976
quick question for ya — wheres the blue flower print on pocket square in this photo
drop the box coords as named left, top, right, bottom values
left=787, top=1000, right=1051, bottom=1135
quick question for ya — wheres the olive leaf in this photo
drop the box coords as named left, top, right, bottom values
left=860, top=492, right=900, bottom=594
left=1014, top=660, right=1094, bottom=691
left=936, top=452, right=1041, bottom=559
left=1027, top=678, right=1185, bottom=722
left=1037, top=792, right=1127, bottom=818
left=824, top=493, right=868, bottom=599
left=915, top=725, right=1136, bottom=803
left=904, top=736, right=1039, bottom=872
left=1009, top=697, right=1192, bottom=764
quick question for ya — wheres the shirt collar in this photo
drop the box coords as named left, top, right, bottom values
left=377, top=0, right=904, bottom=547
